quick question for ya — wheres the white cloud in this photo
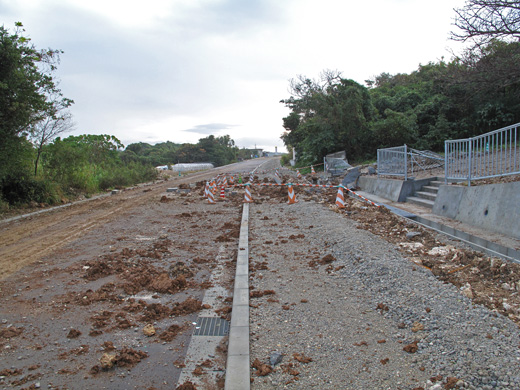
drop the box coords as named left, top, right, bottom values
left=0, top=0, right=466, bottom=152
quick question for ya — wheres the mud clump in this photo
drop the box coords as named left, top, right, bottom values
left=73, top=284, right=120, bottom=306
left=102, top=341, right=115, bottom=351
left=158, top=324, right=182, bottom=342
left=91, top=310, right=113, bottom=330
left=0, top=368, right=22, bottom=376
left=114, top=313, right=135, bottom=329
left=171, top=298, right=203, bottom=316
left=215, top=222, right=240, bottom=242
left=66, top=329, right=82, bottom=339
left=320, top=254, right=336, bottom=264
left=403, top=340, right=419, bottom=353
left=176, top=381, right=197, bottom=390
left=115, top=347, right=149, bottom=367
left=169, top=262, right=194, bottom=278
left=215, top=306, right=232, bottom=320
left=250, top=290, right=276, bottom=298
left=293, top=353, right=312, bottom=363
left=252, top=358, right=273, bottom=376
left=149, top=273, right=187, bottom=294
left=0, top=327, right=23, bottom=339
left=139, top=302, right=174, bottom=322
left=91, top=347, right=149, bottom=374
left=83, top=260, right=113, bottom=281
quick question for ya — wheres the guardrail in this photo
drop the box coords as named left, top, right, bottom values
left=377, top=145, right=443, bottom=180
left=445, top=123, right=520, bottom=186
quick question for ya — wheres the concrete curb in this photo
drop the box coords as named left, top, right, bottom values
left=225, top=203, right=250, bottom=390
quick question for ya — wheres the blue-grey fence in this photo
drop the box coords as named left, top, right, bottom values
left=445, top=123, right=520, bottom=186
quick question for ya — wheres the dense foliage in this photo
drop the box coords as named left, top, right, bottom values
left=123, top=135, right=238, bottom=167
left=0, top=24, right=241, bottom=209
left=281, top=40, right=520, bottom=165
left=0, top=23, right=71, bottom=181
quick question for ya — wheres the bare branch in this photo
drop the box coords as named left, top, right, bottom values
left=451, top=0, right=520, bottom=46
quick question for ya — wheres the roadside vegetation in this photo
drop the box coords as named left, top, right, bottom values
left=0, top=24, right=239, bottom=211
left=281, top=1, right=520, bottom=166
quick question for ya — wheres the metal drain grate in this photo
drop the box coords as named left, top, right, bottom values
left=193, top=317, right=229, bottom=336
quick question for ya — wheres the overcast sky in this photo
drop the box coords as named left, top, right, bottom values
left=2, top=0, right=466, bottom=152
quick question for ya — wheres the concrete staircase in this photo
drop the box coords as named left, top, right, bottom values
left=406, top=178, right=444, bottom=209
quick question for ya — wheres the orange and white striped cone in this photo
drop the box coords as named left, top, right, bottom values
left=297, top=170, right=302, bottom=179
left=207, top=189, right=216, bottom=204
left=243, top=184, right=253, bottom=203
left=311, top=165, right=316, bottom=174
left=335, top=187, right=346, bottom=209
left=287, top=184, right=298, bottom=204
left=229, top=176, right=235, bottom=186
left=219, top=186, right=226, bottom=199
left=204, top=182, right=209, bottom=198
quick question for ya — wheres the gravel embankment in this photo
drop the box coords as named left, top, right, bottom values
left=248, top=200, right=520, bottom=390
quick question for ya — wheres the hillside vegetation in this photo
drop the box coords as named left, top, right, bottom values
left=281, top=40, right=520, bottom=165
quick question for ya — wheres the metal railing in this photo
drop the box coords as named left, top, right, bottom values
left=377, top=145, right=443, bottom=180
left=377, top=145, right=409, bottom=179
left=445, top=123, right=520, bottom=186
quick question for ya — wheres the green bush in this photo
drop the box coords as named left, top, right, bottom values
left=280, top=154, right=292, bottom=166
left=97, top=163, right=158, bottom=190
left=0, top=174, right=60, bottom=205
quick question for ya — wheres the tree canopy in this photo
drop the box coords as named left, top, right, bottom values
left=0, top=23, right=73, bottom=181
left=281, top=41, right=520, bottom=164
left=123, top=135, right=238, bottom=167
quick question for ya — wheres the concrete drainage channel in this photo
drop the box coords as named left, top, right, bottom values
left=179, top=161, right=268, bottom=389
left=175, top=203, right=251, bottom=389
left=176, top=244, right=232, bottom=387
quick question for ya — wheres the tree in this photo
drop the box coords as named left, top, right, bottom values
left=451, top=0, right=520, bottom=47
left=0, top=23, right=73, bottom=181
left=30, top=111, right=74, bottom=175
left=281, top=71, right=375, bottom=163
left=29, top=89, right=75, bottom=175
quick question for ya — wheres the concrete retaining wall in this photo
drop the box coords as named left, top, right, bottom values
left=433, top=181, right=520, bottom=240
left=358, top=176, right=431, bottom=202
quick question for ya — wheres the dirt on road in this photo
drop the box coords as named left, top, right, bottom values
left=0, top=165, right=251, bottom=390
left=1, top=158, right=520, bottom=390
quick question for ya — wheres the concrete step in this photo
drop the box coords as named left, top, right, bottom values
left=406, top=196, right=435, bottom=209
left=415, top=191, right=437, bottom=201
left=421, top=185, right=439, bottom=194
left=429, top=180, right=444, bottom=187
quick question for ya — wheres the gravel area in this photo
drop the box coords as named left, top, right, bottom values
left=248, top=199, right=520, bottom=389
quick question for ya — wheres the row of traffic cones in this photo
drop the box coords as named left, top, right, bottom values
left=204, top=175, right=346, bottom=207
